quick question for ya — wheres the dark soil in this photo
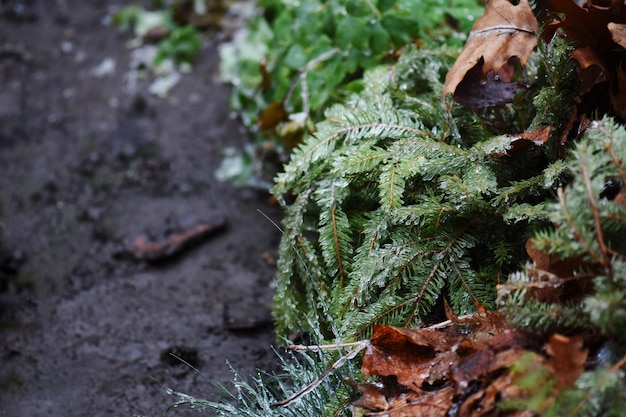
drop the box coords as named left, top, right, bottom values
left=0, top=1, right=283, bottom=416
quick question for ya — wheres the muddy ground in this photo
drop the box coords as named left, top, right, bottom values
left=0, top=1, right=284, bottom=416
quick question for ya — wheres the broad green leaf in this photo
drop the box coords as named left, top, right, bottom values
left=336, top=16, right=369, bottom=49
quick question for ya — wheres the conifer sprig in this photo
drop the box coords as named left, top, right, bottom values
left=500, top=119, right=626, bottom=347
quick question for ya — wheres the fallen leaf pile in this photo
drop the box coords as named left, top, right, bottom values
left=352, top=311, right=588, bottom=416
left=444, top=0, right=626, bottom=123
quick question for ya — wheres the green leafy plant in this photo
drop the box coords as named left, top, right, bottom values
left=164, top=1, right=626, bottom=415
left=270, top=40, right=574, bottom=339
left=218, top=0, right=484, bottom=186
left=113, top=3, right=204, bottom=67
left=112, top=2, right=206, bottom=97
left=153, top=25, right=202, bottom=67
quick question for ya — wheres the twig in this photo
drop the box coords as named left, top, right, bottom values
left=581, top=161, right=610, bottom=266
left=363, top=0, right=382, bottom=19
left=603, top=131, right=626, bottom=184
left=287, top=341, right=364, bottom=351
left=558, top=187, right=604, bottom=265
left=272, top=341, right=369, bottom=407
left=282, top=48, right=340, bottom=106
left=422, top=313, right=476, bottom=330
left=565, top=352, right=626, bottom=417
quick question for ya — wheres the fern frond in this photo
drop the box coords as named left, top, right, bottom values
left=316, top=178, right=353, bottom=285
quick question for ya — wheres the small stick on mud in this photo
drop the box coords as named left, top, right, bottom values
left=122, top=213, right=227, bottom=261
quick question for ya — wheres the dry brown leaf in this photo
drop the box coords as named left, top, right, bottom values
left=544, top=1, right=626, bottom=91
left=608, top=22, right=626, bottom=49
left=354, top=310, right=596, bottom=416
left=458, top=369, right=530, bottom=417
left=545, top=334, right=588, bottom=388
left=376, top=387, right=454, bottom=417
left=362, top=324, right=453, bottom=389
left=453, top=343, right=527, bottom=391
left=443, top=0, right=538, bottom=98
left=358, top=314, right=531, bottom=416
left=452, top=60, right=528, bottom=112
left=258, top=101, right=288, bottom=130
left=571, top=46, right=608, bottom=94
left=353, top=381, right=454, bottom=417
left=351, top=380, right=400, bottom=412
left=362, top=312, right=520, bottom=388
left=545, top=0, right=626, bottom=52
left=505, top=126, right=551, bottom=155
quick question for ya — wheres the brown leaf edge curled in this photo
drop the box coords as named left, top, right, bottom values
left=273, top=312, right=591, bottom=416
left=443, top=0, right=538, bottom=107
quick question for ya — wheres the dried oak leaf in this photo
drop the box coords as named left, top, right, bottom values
left=543, top=1, right=626, bottom=93
left=362, top=324, right=453, bottom=390
left=544, top=1, right=626, bottom=54
left=608, top=22, right=626, bottom=49
left=544, top=333, right=588, bottom=388
left=443, top=0, right=538, bottom=100
left=452, top=60, right=528, bottom=112
left=359, top=314, right=528, bottom=416
left=353, top=379, right=455, bottom=417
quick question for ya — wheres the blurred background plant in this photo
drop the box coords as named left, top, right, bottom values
left=111, top=0, right=232, bottom=97
left=110, top=0, right=485, bottom=186
left=216, top=0, right=485, bottom=187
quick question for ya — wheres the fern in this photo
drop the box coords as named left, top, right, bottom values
left=272, top=45, right=572, bottom=339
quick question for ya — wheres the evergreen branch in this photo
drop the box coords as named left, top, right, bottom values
left=406, top=257, right=445, bottom=326
left=557, top=187, right=604, bottom=265
left=601, top=126, right=626, bottom=184
left=562, top=353, right=626, bottom=417
left=381, top=160, right=400, bottom=211
left=408, top=222, right=475, bottom=323
left=349, top=295, right=425, bottom=339
left=580, top=153, right=610, bottom=267
left=335, top=146, right=391, bottom=176
left=450, top=258, right=482, bottom=309
left=275, top=122, right=430, bottom=195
